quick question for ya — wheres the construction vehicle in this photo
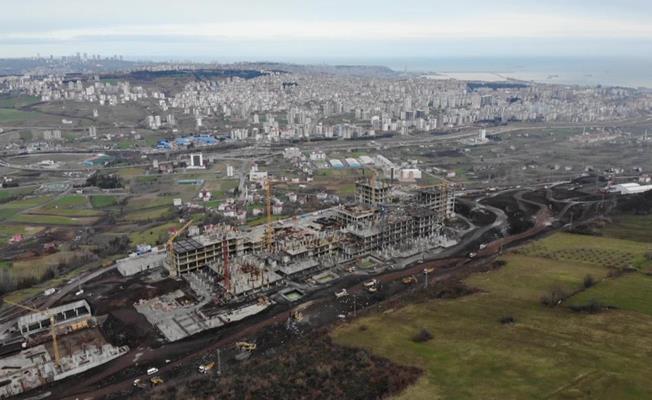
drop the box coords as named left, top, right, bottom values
left=198, top=362, right=215, bottom=374
left=235, top=341, right=257, bottom=352
left=2, top=299, right=61, bottom=367
left=363, top=279, right=377, bottom=288
left=290, top=310, right=303, bottom=321
left=150, top=376, right=164, bottom=386
left=402, top=275, right=417, bottom=285
left=423, top=266, right=434, bottom=274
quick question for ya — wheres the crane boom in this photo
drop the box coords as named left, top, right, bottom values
left=167, top=219, right=194, bottom=254
left=2, top=299, right=61, bottom=367
left=166, top=219, right=194, bottom=275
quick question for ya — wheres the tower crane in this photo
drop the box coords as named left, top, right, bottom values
left=264, top=178, right=274, bottom=252
left=2, top=299, right=61, bottom=367
left=166, top=219, right=193, bottom=274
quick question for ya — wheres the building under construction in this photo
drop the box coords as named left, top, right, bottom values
left=355, top=178, right=391, bottom=206
left=415, top=185, right=455, bottom=220
left=0, top=301, right=128, bottom=399
left=165, top=181, right=455, bottom=295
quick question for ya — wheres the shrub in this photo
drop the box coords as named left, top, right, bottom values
left=583, top=274, right=595, bottom=288
left=541, top=287, right=567, bottom=307
left=499, top=315, right=515, bottom=325
left=569, top=300, right=606, bottom=314
left=412, top=329, right=433, bottom=343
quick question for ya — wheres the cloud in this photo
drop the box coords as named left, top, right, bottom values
left=3, top=14, right=651, bottom=43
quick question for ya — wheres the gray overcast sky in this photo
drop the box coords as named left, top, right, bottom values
left=1, top=0, right=651, bottom=59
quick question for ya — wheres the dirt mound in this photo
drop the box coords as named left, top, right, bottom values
left=102, top=309, right=157, bottom=348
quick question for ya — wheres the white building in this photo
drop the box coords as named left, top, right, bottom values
left=399, top=168, right=422, bottom=182
left=609, top=183, right=652, bottom=195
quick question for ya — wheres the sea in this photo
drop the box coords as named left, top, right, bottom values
left=253, top=56, right=652, bottom=89
left=347, top=57, right=652, bottom=89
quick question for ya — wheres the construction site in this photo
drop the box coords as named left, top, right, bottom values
left=0, top=300, right=128, bottom=399
left=0, top=176, right=458, bottom=397
left=131, top=178, right=457, bottom=342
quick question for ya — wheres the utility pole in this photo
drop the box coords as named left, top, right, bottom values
left=217, top=349, right=222, bottom=376
left=424, top=269, right=428, bottom=289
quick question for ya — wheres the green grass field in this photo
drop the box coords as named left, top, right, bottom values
left=0, top=109, right=42, bottom=124
left=90, top=195, right=118, bottom=208
left=126, top=195, right=173, bottom=210
left=0, top=187, right=34, bottom=203
left=46, top=194, right=88, bottom=209
left=10, top=214, right=98, bottom=225
left=122, top=206, right=171, bottom=222
left=0, top=196, right=52, bottom=220
left=0, top=224, right=44, bottom=243
left=568, top=273, right=652, bottom=317
left=0, top=95, right=40, bottom=108
left=114, top=167, right=147, bottom=179
left=27, top=208, right=102, bottom=217
left=515, top=232, right=652, bottom=270
left=599, top=214, right=652, bottom=243
left=129, top=222, right=180, bottom=246
left=332, top=233, right=652, bottom=399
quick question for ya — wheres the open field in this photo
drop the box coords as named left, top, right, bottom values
left=46, top=194, right=88, bottom=209
left=0, top=109, right=41, bottom=124
left=568, top=273, right=652, bottom=317
left=10, top=250, right=90, bottom=281
left=125, top=195, right=173, bottom=210
left=599, top=214, right=652, bottom=243
left=333, top=233, right=652, bottom=400
left=10, top=214, right=99, bottom=226
left=0, top=186, right=35, bottom=203
left=90, top=195, right=119, bottom=208
left=27, top=208, right=102, bottom=217
left=121, top=206, right=171, bottom=222
left=0, top=95, right=40, bottom=108
left=0, top=196, right=53, bottom=220
left=128, top=222, right=181, bottom=246
left=0, top=224, right=44, bottom=243
left=515, top=232, right=652, bottom=270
